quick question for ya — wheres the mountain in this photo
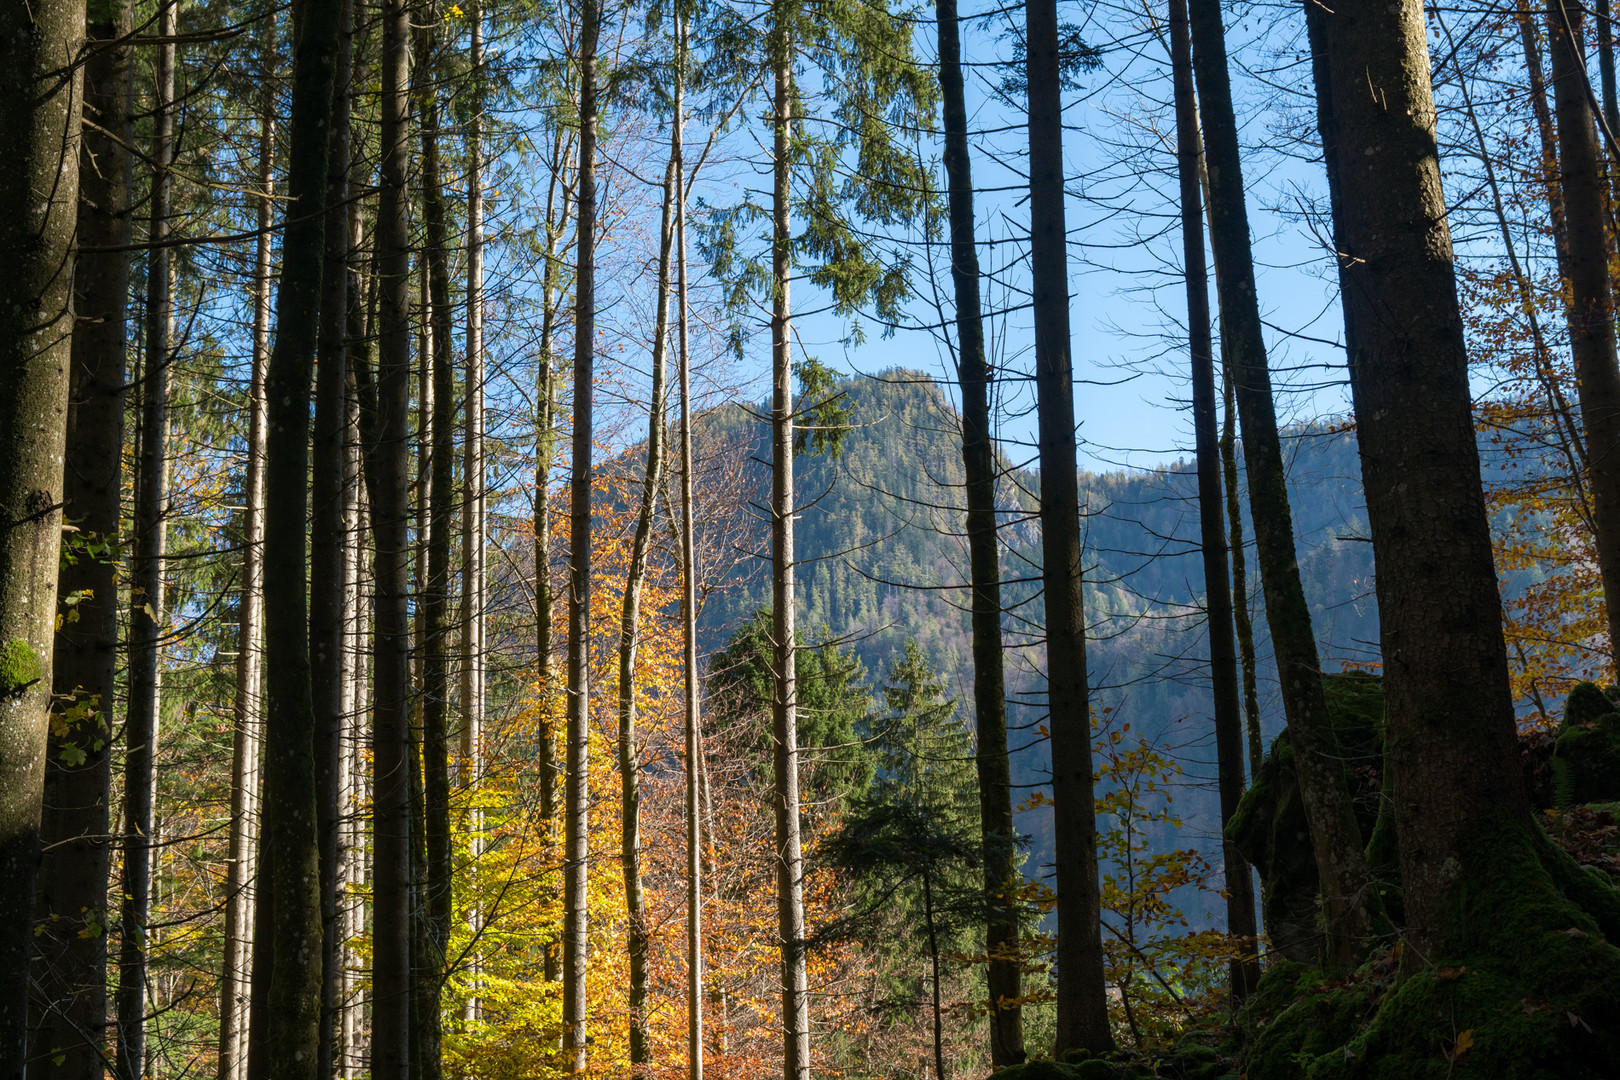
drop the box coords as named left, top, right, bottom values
left=691, top=370, right=1390, bottom=924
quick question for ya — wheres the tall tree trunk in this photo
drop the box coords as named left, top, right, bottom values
left=312, top=3, right=355, bottom=1072
left=1187, top=0, right=1373, bottom=965
left=935, top=0, right=1024, bottom=1061
left=417, top=47, right=456, bottom=1076
left=1600, top=0, right=1619, bottom=152
left=1549, top=0, right=1620, bottom=674
left=460, top=0, right=487, bottom=1025
left=1169, top=0, right=1259, bottom=1000
left=674, top=13, right=704, bottom=1072
left=33, top=1, right=130, bottom=1072
left=920, top=869, right=946, bottom=1080
left=364, top=0, right=415, bottom=1073
left=619, top=151, right=676, bottom=1071
left=253, top=0, right=343, bottom=1071
left=534, top=147, right=569, bottom=856
left=121, top=9, right=177, bottom=1072
left=1304, top=0, right=1590, bottom=986
left=563, top=0, right=601, bottom=1066
left=770, top=19, right=812, bottom=1080
left=1220, top=372, right=1262, bottom=776
left=221, top=50, right=274, bottom=1080
left=0, top=0, right=84, bottom=1067
left=534, top=135, right=571, bottom=985
left=1024, top=0, right=1113, bottom=1054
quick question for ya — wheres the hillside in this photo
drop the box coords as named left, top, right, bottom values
left=692, top=371, right=1385, bottom=915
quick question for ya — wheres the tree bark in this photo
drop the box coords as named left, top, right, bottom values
left=563, top=0, right=601, bottom=1066
left=619, top=153, right=675, bottom=1070
left=1169, top=0, right=1259, bottom=1000
left=460, top=0, right=487, bottom=1025
left=1187, top=0, right=1373, bottom=965
left=121, top=8, right=177, bottom=1072
left=364, top=0, right=415, bottom=1073
left=252, top=0, right=343, bottom=1071
left=1304, top=0, right=1538, bottom=964
left=0, top=0, right=84, bottom=1068
left=1549, top=0, right=1620, bottom=675
left=674, top=13, right=704, bottom=1072
left=770, top=19, right=812, bottom=1079
left=220, top=39, right=274, bottom=1080
left=1023, top=0, right=1113, bottom=1054
left=33, top=2, right=130, bottom=1072
left=417, top=32, right=455, bottom=1072
left=312, top=2, right=354, bottom=1072
left=936, top=0, right=1024, bottom=1061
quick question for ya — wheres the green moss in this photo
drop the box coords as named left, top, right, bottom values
left=1565, top=682, right=1613, bottom=729
left=993, top=1062, right=1082, bottom=1080
left=1237, top=810, right=1620, bottom=1079
left=1552, top=712, right=1620, bottom=804
left=0, top=638, right=41, bottom=699
left=1363, top=798, right=1402, bottom=926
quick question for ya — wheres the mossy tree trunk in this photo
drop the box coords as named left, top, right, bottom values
left=1188, top=0, right=1373, bottom=966
left=0, top=0, right=84, bottom=1069
left=936, top=0, right=1025, bottom=1061
left=33, top=2, right=130, bottom=1073
left=1169, top=0, right=1260, bottom=1000
left=1306, top=0, right=1540, bottom=954
left=1025, top=0, right=1114, bottom=1054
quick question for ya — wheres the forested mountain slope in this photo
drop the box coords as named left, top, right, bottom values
left=693, top=370, right=1391, bottom=907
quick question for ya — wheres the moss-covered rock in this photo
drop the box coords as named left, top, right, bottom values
left=991, top=1062, right=1083, bottom=1080
left=1552, top=683, right=1620, bottom=805
left=1227, top=674, right=1389, bottom=965
left=1235, top=811, right=1620, bottom=1079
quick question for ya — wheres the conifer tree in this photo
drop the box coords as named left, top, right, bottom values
left=34, top=0, right=132, bottom=1072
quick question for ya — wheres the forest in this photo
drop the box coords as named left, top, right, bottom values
left=2, top=0, right=1620, bottom=1075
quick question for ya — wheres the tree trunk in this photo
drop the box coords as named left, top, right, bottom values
left=923, top=870, right=946, bottom=1080
left=1187, top=0, right=1373, bottom=965
left=1220, top=371, right=1262, bottom=776
left=417, top=40, right=456, bottom=1073
left=1549, top=0, right=1620, bottom=675
left=534, top=134, right=571, bottom=985
left=1024, top=0, right=1113, bottom=1054
left=674, top=13, right=704, bottom=1072
left=1600, top=0, right=1619, bottom=153
left=253, top=0, right=343, bottom=1070
left=770, top=19, right=812, bottom=1080
left=1169, top=0, right=1259, bottom=1000
left=1305, top=0, right=1587, bottom=981
left=220, top=41, right=274, bottom=1080
left=312, top=3, right=354, bottom=1072
left=534, top=152, right=569, bottom=855
left=935, top=0, right=1024, bottom=1061
left=619, top=152, right=675, bottom=1070
left=563, top=0, right=601, bottom=1066
left=121, top=9, right=177, bottom=1071
left=33, top=1, right=130, bottom=1072
left=364, top=0, right=415, bottom=1073
left=460, top=0, right=487, bottom=1025
left=0, top=0, right=83, bottom=1067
